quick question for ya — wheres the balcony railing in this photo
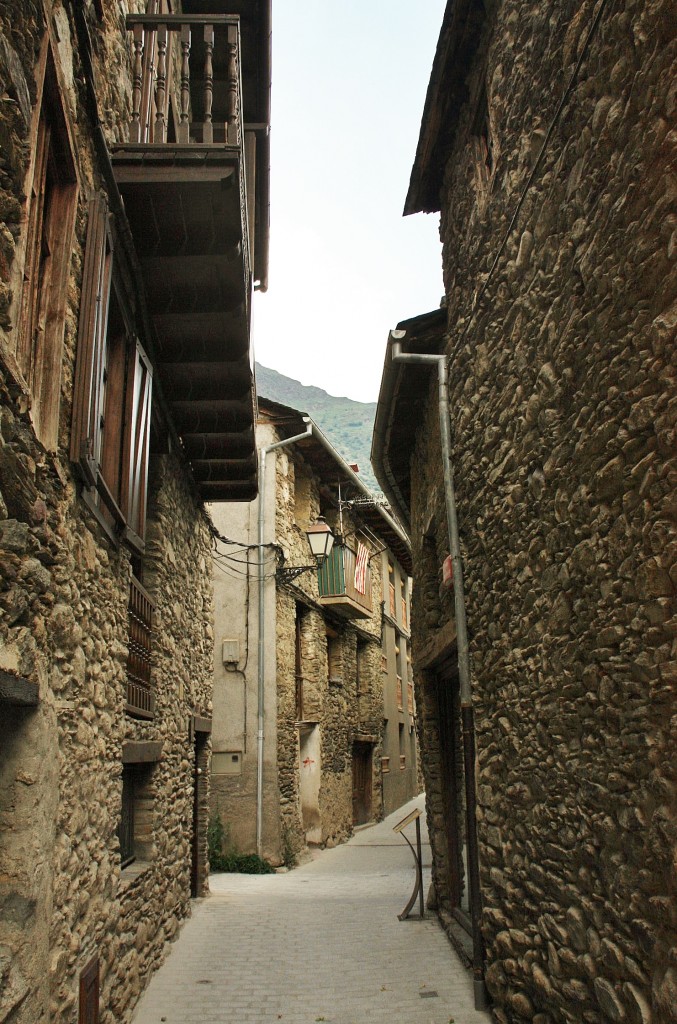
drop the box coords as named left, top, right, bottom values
left=110, top=14, right=259, bottom=503
left=127, top=574, right=155, bottom=718
left=317, top=545, right=372, bottom=620
left=124, top=15, right=242, bottom=146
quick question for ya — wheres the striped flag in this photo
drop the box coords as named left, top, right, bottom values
left=354, top=543, right=369, bottom=594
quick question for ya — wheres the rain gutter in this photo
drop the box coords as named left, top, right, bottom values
left=390, top=331, right=488, bottom=1011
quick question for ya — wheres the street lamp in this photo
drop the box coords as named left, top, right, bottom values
left=277, top=516, right=336, bottom=583
left=305, top=516, right=335, bottom=567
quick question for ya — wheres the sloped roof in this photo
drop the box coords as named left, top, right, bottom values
left=371, top=310, right=447, bottom=533
left=259, top=397, right=412, bottom=575
left=404, top=0, right=487, bottom=215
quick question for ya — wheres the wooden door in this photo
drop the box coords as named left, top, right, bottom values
left=352, top=742, right=372, bottom=825
left=437, top=665, right=471, bottom=928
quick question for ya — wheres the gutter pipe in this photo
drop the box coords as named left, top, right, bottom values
left=256, top=418, right=313, bottom=859
left=390, top=331, right=488, bottom=1011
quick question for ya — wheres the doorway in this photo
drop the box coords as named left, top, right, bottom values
left=299, top=724, right=322, bottom=844
left=436, top=663, right=471, bottom=929
left=191, top=727, right=209, bottom=897
left=352, top=741, right=373, bottom=825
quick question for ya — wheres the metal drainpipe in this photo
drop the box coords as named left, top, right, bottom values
left=391, top=332, right=488, bottom=1011
left=256, top=418, right=313, bottom=859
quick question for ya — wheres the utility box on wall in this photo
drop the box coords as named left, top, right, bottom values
left=221, top=639, right=240, bottom=666
left=212, top=751, right=242, bottom=775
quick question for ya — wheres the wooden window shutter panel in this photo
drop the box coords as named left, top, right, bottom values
left=70, top=193, right=113, bottom=484
left=121, top=339, right=153, bottom=543
left=78, top=956, right=99, bottom=1024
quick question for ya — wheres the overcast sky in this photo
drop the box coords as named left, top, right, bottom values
left=252, top=0, right=446, bottom=404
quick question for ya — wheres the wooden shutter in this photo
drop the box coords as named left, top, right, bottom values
left=71, top=193, right=113, bottom=485
left=121, top=340, right=153, bottom=543
left=78, top=956, right=99, bottom=1024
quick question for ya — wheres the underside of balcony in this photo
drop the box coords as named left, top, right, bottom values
left=112, top=145, right=257, bottom=501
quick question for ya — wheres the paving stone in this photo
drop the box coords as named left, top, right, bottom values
left=132, top=796, right=493, bottom=1024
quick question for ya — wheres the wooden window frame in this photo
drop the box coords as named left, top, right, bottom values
left=71, top=195, right=153, bottom=550
left=17, top=39, right=78, bottom=450
left=117, top=760, right=156, bottom=868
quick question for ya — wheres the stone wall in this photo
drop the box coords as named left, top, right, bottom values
left=408, top=0, right=677, bottom=1021
left=0, top=4, right=214, bottom=1022
left=210, top=412, right=418, bottom=864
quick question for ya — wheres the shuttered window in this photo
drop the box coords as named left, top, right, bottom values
left=18, top=43, right=78, bottom=449
left=71, top=194, right=153, bottom=547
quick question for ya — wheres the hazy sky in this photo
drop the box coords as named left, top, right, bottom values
left=252, top=0, right=446, bottom=404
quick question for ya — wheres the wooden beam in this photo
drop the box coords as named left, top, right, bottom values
left=122, top=740, right=163, bottom=764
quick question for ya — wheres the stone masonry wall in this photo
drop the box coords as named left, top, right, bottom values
left=0, top=4, right=213, bottom=1023
left=409, top=1, right=677, bottom=1022
left=273, top=443, right=387, bottom=855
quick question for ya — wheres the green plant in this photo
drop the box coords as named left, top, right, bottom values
left=208, top=813, right=274, bottom=874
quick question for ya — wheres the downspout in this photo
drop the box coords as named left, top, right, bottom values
left=390, top=331, right=488, bottom=1011
left=256, top=418, right=313, bottom=859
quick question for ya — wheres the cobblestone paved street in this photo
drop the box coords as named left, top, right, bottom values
left=131, top=795, right=492, bottom=1024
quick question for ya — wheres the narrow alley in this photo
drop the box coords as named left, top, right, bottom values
left=131, top=796, right=491, bottom=1024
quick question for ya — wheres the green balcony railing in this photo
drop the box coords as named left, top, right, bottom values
left=317, top=545, right=372, bottom=616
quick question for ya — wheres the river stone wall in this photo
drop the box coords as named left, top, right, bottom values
left=273, top=444, right=385, bottom=856
left=0, top=4, right=213, bottom=1022
left=409, top=0, right=677, bottom=1022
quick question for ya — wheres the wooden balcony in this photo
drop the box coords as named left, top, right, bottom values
left=111, top=14, right=261, bottom=501
left=317, top=546, right=372, bottom=620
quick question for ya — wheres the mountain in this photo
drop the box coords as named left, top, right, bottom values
left=255, top=363, right=381, bottom=495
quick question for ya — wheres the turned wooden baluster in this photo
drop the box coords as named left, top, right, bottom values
left=203, top=24, right=214, bottom=144
left=178, top=23, right=191, bottom=143
left=226, top=25, right=239, bottom=144
left=154, top=24, right=168, bottom=143
left=130, top=23, right=144, bottom=143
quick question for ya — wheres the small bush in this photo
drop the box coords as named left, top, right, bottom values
left=208, top=813, right=274, bottom=874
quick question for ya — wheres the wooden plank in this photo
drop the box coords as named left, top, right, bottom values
left=126, top=14, right=238, bottom=27
left=0, top=671, right=39, bottom=706
left=393, top=807, right=421, bottom=833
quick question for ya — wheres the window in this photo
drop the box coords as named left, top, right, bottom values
left=399, top=724, right=405, bottom=769
left=396, top=676, right=403, bottom=712
left=127, top=573, right=155, bottom=718
left=327, top=627, right=342, bottom=683
left=118, top=761, right=155, bottom=869
left=18, top=43, right=78, bottom=448
left=400, top=579, right=407, bottom=628
left=71, top=194, right=153, bottom=549
left=388, top=563, right=396, bottom=618
left=356, top=639, right=368, bottom=695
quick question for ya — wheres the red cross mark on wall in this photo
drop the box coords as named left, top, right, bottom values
left=302, top=757, right=315, bottom=768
